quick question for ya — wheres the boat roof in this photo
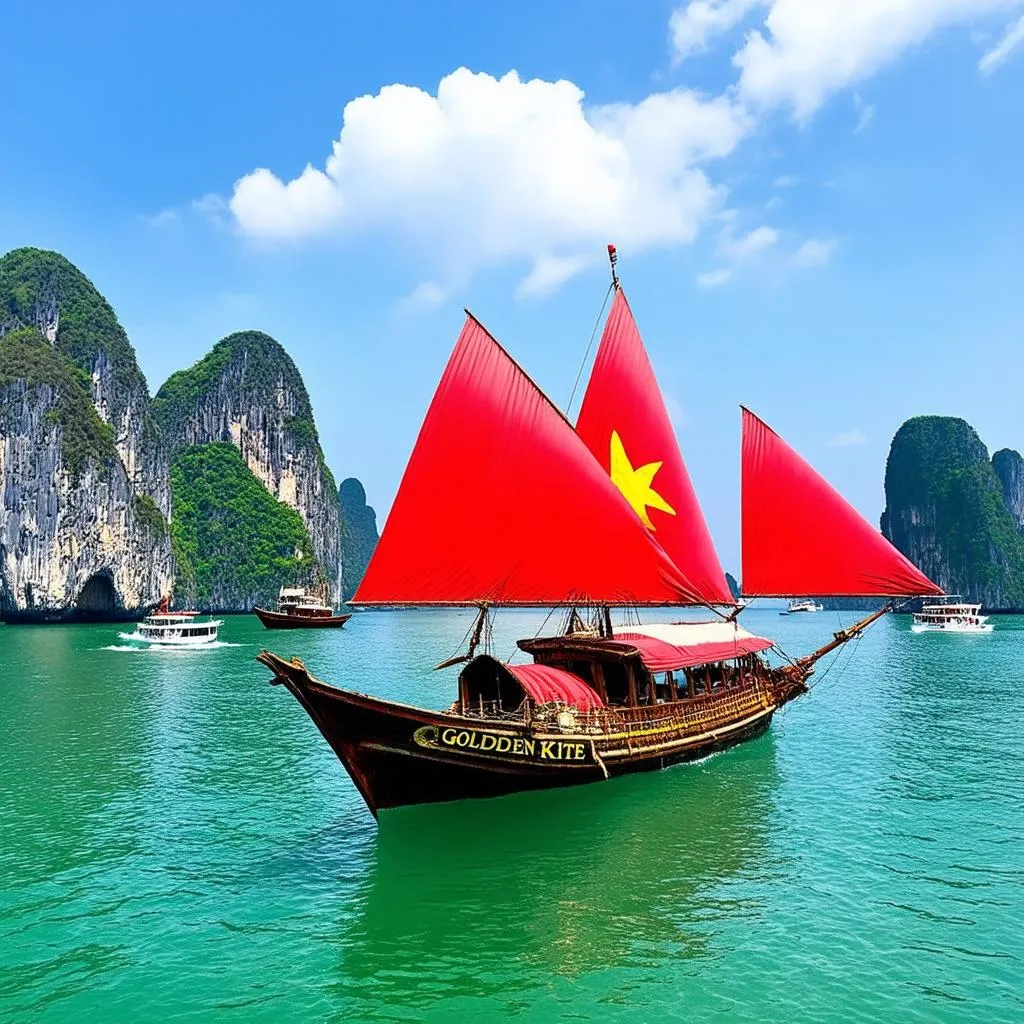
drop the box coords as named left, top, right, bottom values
left=519, top=621, right=774, bottom=672
left=148, top=611, right=200, bottom=618
left=505, top=663, right=604, bottom=711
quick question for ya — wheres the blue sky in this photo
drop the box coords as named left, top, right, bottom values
left=2, top=0, right=1023, bottom=573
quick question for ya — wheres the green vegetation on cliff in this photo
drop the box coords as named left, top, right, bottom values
left=882, top=416, right=1024, bottom=607
left=0, top=248, right=149, bottom=410
left=0, top=327, right=117, bottom=476
left=169, top=443, right=320, bottom=608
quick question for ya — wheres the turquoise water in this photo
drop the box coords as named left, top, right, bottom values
left=1, top=609, right=1021, bottom=1022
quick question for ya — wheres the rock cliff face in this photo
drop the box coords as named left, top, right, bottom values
left=881, top=416, right=1024, bottom=610
left=0, top=250, right=173, bottom=622
left=339, top=477, right=379, bottom=600
left=153, top=332, right=342, bottom=606
left=992, top=448, right=1024, bottom=531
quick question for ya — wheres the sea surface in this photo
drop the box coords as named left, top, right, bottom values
left=1, top=608, right=1021, bottom=1022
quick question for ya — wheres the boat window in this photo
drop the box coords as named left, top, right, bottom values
left=602, top=662, right=630, bottom=706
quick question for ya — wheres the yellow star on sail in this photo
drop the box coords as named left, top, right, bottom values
left=609, top=430, right=676, bottom=530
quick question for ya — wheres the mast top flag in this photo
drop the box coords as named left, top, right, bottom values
left=352, top=314, right=706, bottom=607
left=740, top=408, right=942, bottom=598
left=575, top=288, right=733, bottom=606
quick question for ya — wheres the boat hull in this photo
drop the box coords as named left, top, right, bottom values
left=254, top=608, right=352, bottom=630
left=260, top=653, right=794, bottom=817
left=911, top=622, right=993, bottom=633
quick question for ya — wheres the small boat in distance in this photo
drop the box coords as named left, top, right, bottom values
left=254, top=586, right=352, bottom=630
left=119, top=597, right=222, bottom=647
left=911, top=596, right=992, bottom=633
left=781, top=599, right=824, bottom=615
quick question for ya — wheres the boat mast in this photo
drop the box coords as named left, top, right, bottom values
left=433, top=604, right=490, bottom=670
left=607, top=243, right=619, bottom=290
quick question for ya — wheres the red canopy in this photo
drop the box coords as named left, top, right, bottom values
left=353, top=315, right=703, bottom=606
left=505, top=664, right=604, bottom=711
left=741, top=408, right=942, bottom=597
left=575, top=289, right=732, bottom=606
left=614, top=623, right=773, bottom=671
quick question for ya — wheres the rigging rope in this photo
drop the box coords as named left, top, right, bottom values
left=566, top=281, right=614, bottom=419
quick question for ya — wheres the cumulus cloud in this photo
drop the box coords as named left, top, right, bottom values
left=229, top=69, right=749, bottom=293
left=791, top=237, right=837, bottom=267
left=219, top=5, right=1020, bottom=296
left=979, top=13, right=1024, bottom=72
left=670, top=0, right=763, bottom=61
left=732, top=0, right=1024, bottom=119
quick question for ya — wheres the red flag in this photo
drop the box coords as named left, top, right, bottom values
left=741, top=408, right=941, bottom=597
left=353, top=315, right=704, bottom=606
left=575, top=289, right=733, bottom=606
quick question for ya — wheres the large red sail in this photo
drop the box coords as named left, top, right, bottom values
left=741, top=408, right=941, bottom=597
left=575, top=289, right=732, bottom=605
left=353, top=315, right=704, bottom=606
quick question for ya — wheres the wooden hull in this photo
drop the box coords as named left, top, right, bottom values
left=254, top=607, right=352, bottom=630
left=259, top=652, right=804, bottom=817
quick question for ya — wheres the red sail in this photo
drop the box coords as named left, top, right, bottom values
left=353, top=315, right=704, bottom=606
left=575, top=289, right=732, bottom=605
left=741, top=408, right=942, bottom=597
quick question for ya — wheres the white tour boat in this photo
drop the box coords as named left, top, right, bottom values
left=781, top=599, right=824, bottom=615
left=119, top=602, right=223, bottom=647
left=911, top=597, right=992, bottom=634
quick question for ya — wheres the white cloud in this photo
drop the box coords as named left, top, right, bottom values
left=145, top=209, right=181, bottom=229
left=732, top=0, right=1024, bottom=119
left=853, top=94, right=876, bottom=133
left=696, top=268, right=733, bottom=288
left=229, top=69, right=750, bottom=294
left=828, top=429, right=867, bottom=447
left=397, top=281, right=448, bottom=313
left=670, top=0, right=763, bottom=61
left=718, top=224, right=779, bottom=259
left=772, top=174, right=797, bottom=188
left=791, top=237, right=837, bottom=267
left=192, top=193, right=230, bottom=228
left=516, top=254, right=595, bottom=298
left=979, top=13, right=1024, bottom=72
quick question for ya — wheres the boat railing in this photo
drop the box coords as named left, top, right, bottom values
left=458, top=677, right=773, bottom=735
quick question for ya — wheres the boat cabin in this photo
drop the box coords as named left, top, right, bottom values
left=457, top=622, right=775, bottom=717
left=139, top=612, right=218, bottom=640
left=278, top=586, right=333, bottom=618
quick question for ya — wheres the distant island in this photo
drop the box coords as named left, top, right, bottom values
left=881, top=416, right=1024, bottom=610
left=0, top=247, right=378, bottom=621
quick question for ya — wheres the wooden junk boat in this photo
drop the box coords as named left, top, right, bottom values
left=260, top=253, right=941, bottom=818
left=254, top=586, right=352, bottom=630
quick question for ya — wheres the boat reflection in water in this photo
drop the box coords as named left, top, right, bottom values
left=331, top=739, right=779, bottom=1014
